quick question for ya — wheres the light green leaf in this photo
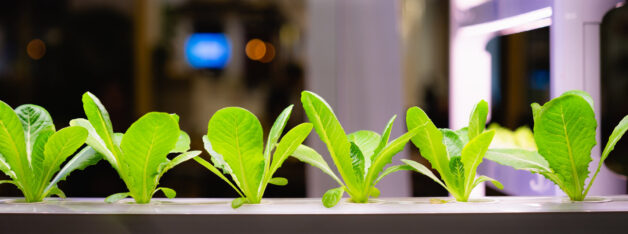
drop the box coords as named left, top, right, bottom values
left=41, top=126, right=88, bottom=190
left=563, top=90, right=594, bottom=109
left=45, top=146, right=103, bottom=194
left=0, top=100, right=29, bottom=181
left=207, top=107, right=264, bottom=201
left=105, top=192, right=130, bottom=203
left=375, top=164, right=413, bottom=185
left=401, top=159, right=448, bottom=191
left=120, top=112, right=180, bottom=203
left=301, top=91, right=358, bottom=193
left=349, top=142, right=365, bottom=184
left=485, top=148, right=551, bottom=173
left=194, top=157, right=245, bottom=198
left=265, top=105, right=293, bottom=170
left=267, top=123, right=313, bottom=180
left=347, top=130, right=381, bottom=160
left=473, top=175, right=503, bottom=190
left=202, top=135, right=233, bottom=175
left=291, top=145, right=343, bottom=186
left=406, top=107, right=452, bottom=185
left=70, top=118, right=118, bottom=169
left=365, top=126, right=421, bottom=188
left=171, top=131, right=191, bottom=153
left=0, top=180, right=17, bottom=187
left=584, top=115, right=628, bottom=197
left=369, top=187, right=380, bottom=198
left=30, top=129, right=54, bottom=183
left=468, top=100, right=488, bottom=140
left=46, top=186, right=66, bottom=199
left=15, top=104, right=54, bottom=164
left=269, top=177, right=288, bottom=186
left=158, top=151, right=201, bottom=180
left=441, top=128, right=464, bottom=158
left=0, top=154, right=16, bottom=180
left=531, top=103, right=542, bottom=123
left=232, top=197, right=247, bottom=209
left=534, top=94, right=596, bottom=200
left=448, top=156, right=465, bottom=192
left=322, top=187, right=344, bottom=208
left=373, top=115, right=396, bottom=158
left=81, top=92, right=119, bottom=161
left=153, top=187, right=176, bottom=199
left=461, top=130, right=495, bottom=195
left=455, top=127, right=470, bottom=145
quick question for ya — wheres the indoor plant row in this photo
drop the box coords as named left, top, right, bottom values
left=0, top=90, right=626, bottom=208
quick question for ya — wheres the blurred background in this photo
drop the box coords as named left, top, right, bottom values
left=0, top=0, right=626, bottom=199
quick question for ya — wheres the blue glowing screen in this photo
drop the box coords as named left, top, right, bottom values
left=185, top=33, right=231, bottom=69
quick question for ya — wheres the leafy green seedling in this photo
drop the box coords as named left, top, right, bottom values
left=485, top=90, right=628, bottom=201
left=295, top=91, right=421, bottom=207
left=404, top=100, right=502, bottom=202
left=194, top=106, right=312, bottom=208
left=72, top=92, right=201, bottom=204
left=0, top=101, right=98, bottom=202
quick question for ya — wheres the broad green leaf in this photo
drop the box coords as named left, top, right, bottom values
left=291, top=145, right=343, bottom=186
left=369, top=187, right=380, bottom=198
left=485, top=149, right=551, bottom=173
left=0, top=101, right=28, bottom=181
left=202, top=135, right=233, bottom=175
left=15, top=104, right=54, bottom=164
left=534, top=94, right=596, bottom=200
left=45, top=146, right=103, bottom=194
left=70, top=118, right=118, bottom=169
left=448, top=156, right=465, bottom=192
left=401, top=159, right=448, bottom=191
left=120, top=112, right=179, bottom=203
left=441, top=129, right=464, bottom=158
left=322, top=187, right=344, bottom=208
left=232, top=197, right=246, bottom=208
left=82, top=92, right=119, bottom=160
left=468, top=100, right=488, bottom=140
left=265, top=105, right=293, bottom=169
left=46, top=186, right=66, bottom=199
left=406, top=107, right=452, bottom=185
left=375, top=164, right=413, bottom=185
left=365, top=127, right=421, bottom=188
left=349, top=142, right=365, bottom=184
left=473, top=175, right=503, bottom=190
left=455, top=127, right=470, bottom=145
left=153, top=187, right=176, bottom=199
left=373, top=115, right=396, bottom=158
left=301, top=91, right=358, bottom=193
left=194, top=157, right=244, bottom=198
left=347, top=130, right=381, bottom=159
left=105, top=192, right=130, bottom=203
left=171, top=131, right=191, bottom=153
left=158, top=151, right=201, bottom=180
left=584, top=115, right=628, bottom=197
left=41, top=127, right=88, bottom=188
left=269, top=177, right=288, bottom=186
left=207, top=107, right=264, bottom=200
left=267, top=123, right=313, bottom=178
left=461, top=130, right=495, bottom=195
left=30, top=129, right=54, bottom=184
left=0, top=180, right=17, bottom=186
left=563, top=90, right=594, bottom=109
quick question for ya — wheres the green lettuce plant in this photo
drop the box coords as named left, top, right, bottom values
left=485, top=90, right=628, bottom=201
left=72, top=92, right=201, bottom=204
left=294, top=91, right=421, bottom=208
left=194, top=106, right=312, bottom=208
left=403, top=100, right=503, bottom=202
left=0, top=101, right=99, bottom=202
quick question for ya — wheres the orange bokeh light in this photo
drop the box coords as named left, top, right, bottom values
left=27, top=39, right=46, bottom=60
left=259, top=42, right=275, bottom=63
left=245, top=39, right=266, bottom=61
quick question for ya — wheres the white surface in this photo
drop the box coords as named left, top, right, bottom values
left=1, top=196, right=628, bottom=215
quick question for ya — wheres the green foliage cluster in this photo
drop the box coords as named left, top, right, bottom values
left=485, top=91, right=628, bottom=201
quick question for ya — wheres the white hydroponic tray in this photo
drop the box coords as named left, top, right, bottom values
left=1, top=196, right=627, bottom=234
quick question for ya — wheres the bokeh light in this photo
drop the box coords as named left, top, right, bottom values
left=245, top=38, right=266, bottom=61
left=26, top=39, right=46, bottom=60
